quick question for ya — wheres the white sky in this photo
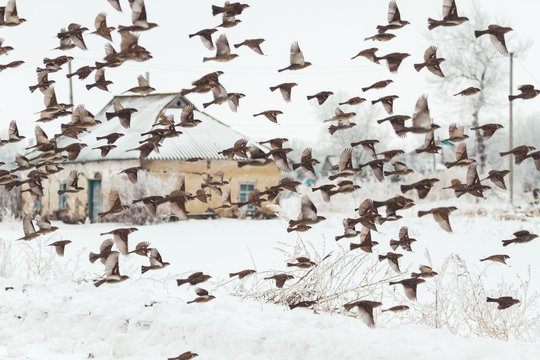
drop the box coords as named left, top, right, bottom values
left=0, top=0, right=538, bottom=145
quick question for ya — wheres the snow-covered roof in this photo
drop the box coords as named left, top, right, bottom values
left=64, top=92, right=261, bottom=163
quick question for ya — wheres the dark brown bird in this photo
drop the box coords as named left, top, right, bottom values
left=118, top=0, right=158, bottom=32
left=401, top=178, right=440, bottom=199
left=187, top=294, right=215, bottom=304
left=287, top=256, right=316, bottom=268
left=376, top=0, right=410, bottom=33
left=454, top=87, right=481, bottom=96
left=364, top=33, right=396, bottom=42
left=29, top=69, right=55, bottom=93
left=390, top=226, right=416, bottom=252
left=291, top=148, right=319, bottom=180
left=96, top=132, right=124, bottom=145
left=382, top=305, right=409, bottom=313
left=253, top=110, right=283, bottom=124
left=389, top=278, right=426, bottom=301
left=100, top=227, right=138, bottom=255
left=105, top=99, right=138, bottom=129
left=229, top=269, right=256, bottom=279
left=181, top=71, right=224, bottom=96
left=428, top=0, right=469, bottom=30
left=58, top=170, right=84, bottom=194
left=328, top=147, right=356, bottom=181
left=287, top=195, right=326, bottom=229
left=48, top=240, right=72, bottom=257
left=212, top=2, right=249, bottom=17
left=375, top=52, right=410, bottom=73
left=141, top=248, right=170, bottom=274
left=56, top=142, right=88, bottom=161
left=0, top=0, right=26, bottom=26
left=203, top=34, right=238, bottom=62
left=525, top=150, right=540, bottom=171
left=350, top=226, right=379, bottom=252
left=93, top=252, right=129, bottom=287
left=168, top=351, right=199, bottom=360
left=499, top=145, right=536, bottom=165
left=270, top=82, right=297, bottom=103
left=93, top=144, right=116, bottom=157
left=377, top=149, right=405, bottom=163
left=86, top=69, right=113, bottom=92
left=57, top=23, right=88, bottom=50
left=0, top=60, right=24, bottom=71
left=372, top=195, right=414, bottom=221
left=411, top=265, right=438, bottom=278
left=278, top=42, right=311, bottom=72
left=481, top=170, right=510, bottom=190
left=91, top=12, right=115, bottom=41
left=376, top=115, right=409, bottom=137
left=444, top=143, right=475, bottom=168
left=351, top=47, right=379, bottom=63
left=379, top=252, right=403, bottom=273
left=289, top=300, right=318, bottom=310
left=350, top=139, right=379, bottom=158
left=475, top=25, right=513, bottom=55
left=335, top=218, right=360, bottom=241
left=362, top=79, right=393, bottom=92
left=343, top=300, right=382, bottom=328
left=264, top=274, right=294, bottom=288
left=415, top=130, right=442, bottom=154
left=66, top=65, right=95, bottom=80
left=0, top=38, right=13, bottom=55
left=307, top=91, right=334, bottom=105
left=357, top=159, right=385, bottom=181
left=123, top=74, right=155, bottom=95
left=219, top=138, right=249, bottom=159
left=98, top=192, right=129, bottom=219
left=509, top=84, right=540, bottom=101
left=177, top=272, right=212, bottom=286
left=441, top=123, right=468, bottom=143
left=339, top=97, right=366, bottom=106
left=234, top=38, right=265, bottom=55
left=502, top=230, right=538, bottom=246
left=487, top=296, right=520, bottom=310
left=17, top=214, right=41, bottom=241
left=480, top=255, right=510, bottom=265
left=418, top=206, right=457, bottom=232
left=371, top=95, right=398, bottom=115
left=414, top=46, right=445, bottom=77
left=189, top=28, right=218, bottom=50
left=118, top=166, right=145, bottom=184
left=89, top=239, right=114, bottom=264
left=384, top=161, right=413, bottom=177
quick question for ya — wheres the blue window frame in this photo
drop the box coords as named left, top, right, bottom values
left=238, top=183, right=255, bottom=211
left=59, top=183, right=67, bottom=210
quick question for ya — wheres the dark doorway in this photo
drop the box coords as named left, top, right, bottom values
left=88, top=179, right=102, bottom=223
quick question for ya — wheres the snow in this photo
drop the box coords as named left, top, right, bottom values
left=0, top=204, right=539, bottom=359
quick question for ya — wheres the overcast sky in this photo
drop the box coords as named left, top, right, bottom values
left=0, top=0, right=538, bottom=146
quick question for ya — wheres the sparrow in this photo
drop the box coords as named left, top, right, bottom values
left=0, top=38, right=13, bottom=55
left=118, top=166, right=145, bottom=184
left=475, top=25, right=513, bottom=55
left=384, top=161, right=413, bottom=177
left=372, top=195, right=414, bottom=220
left=441, top=123, right=468, bottom=143
left=212, top=2, right=250, bottom=17
left=487, top=296, right=520, bottom=310
left=379, top=252, right=403, bottom=273
left=229, top=269, right=256, bottom=279
left=365, top=33, right=396, bottom=41
left=168, top=351, right=199, bottom=360
left=481, top=170, right=510, bottom=190
left=270, top=82, right=297, bottom=102
left=253, top=110, right=283, bottom=124
left=291, top=148, right=319, bottom=180
left=324, top=108, right=356, bottom=122
left=350, top=139, right=379, bottom=158
left=525, top=151, right=540, bottom=171
left=351, top=47, right=379, bottom=63
left=86, top=69, right=113, bottom=92
left=371, top=95, right=398, bottom=115
left=343, top=300, right=382, bottom=328
left=499, top=145, right=536, bottom=165
left=177, top=272, right=212, bottom=286
left=264, top=274, right=294, bottom=288
left=377, top=148, right=407, bottom=162
left=3, top=120, right=25, bottom=144
left=417, top=206, right=457, bottom=232
left=389, top=278, right=426, bottom=301
left=287, top=257, right=316, bottom=268
left=100, top=227, right=138, bottom=255
left=93, top=145, right=116, bottom=157
left=415, top=130, right=442, bottom=154
left=390, top=226, right=416, bottom=252
left=17, top=214, right=41, bottom=241
left=203, top=34, right=238, bottom=62
left=357, top=159, right=385, bottom=181
left=454, top=87, right=481, bottom=96
left=58, top=170, right=84, bottom=194
left=118, top=0, right=158, bottom=32
left=400, top=178, right=440, bottom=199
left=480, top=255, right=510, bottom=265
left=141, top=248, right=170, bottom=274
left=0, top=60, right=24, bottom=71
left=376, top=0, right=410, bottom=33
left=339, top=97, right=366, bottom=106
left=0, top=0, right=26, bottom=26
left=411, top=265, right=438, bottom=278
left=350, top=226, right=379, bottom=252
left=328, top=147, right=356, bottom=181
left=502, top=231, right=538, bottom=246
left=362, top=79, right=393, bottom=92
left=375, top=52, right=410, bottom=73
left=509, top=84, right=540, bottom=101
left=187, top=294, right=215, bottom=304
left=382, top=305, right=409, bottom=313
left=123, top=74, right=155, bottom=95
left=219, top=138, right=249, bottom=159
left=414, top=46, right=445, bottom=77
left=189, top=28, right=218, bottom=50
left=96, top=132, right=124, bottom=145
left=307, top=91, right=334, bottom=105
left=278, top=42, right=311, bottom=72
left=93, top=252, right=129, bottom=287
left=29, top=69, right=55, bottom=93
left=289, top=300, right=318, bottom=310
left=57, top=23, right=88, bottom=50
left=48, top=240, right=72, bottom=257
left=428, top=0, right=469, bottom=30
left=91, top=12, right=115, bottom=41
left=335, top=218, right=360, bottom=241
left=287, top=195, right=326, bottom=229
left=234, top=38, right=265, bottom=55
left=89, top=239, right=114, bottom=264
left=98, top=192, right=130, bottom=219
left=444, top=143, right=475, bottom=168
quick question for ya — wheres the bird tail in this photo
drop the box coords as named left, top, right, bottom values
left=444, top=162, right=455, bottom=169
left=202, top=57, right=211, bottom=63
left=349, top=243, right=361, bottom=251
left=85, top=84, right=93, bottom=90
left=57, top=189, right=66, bottom=195
left=229, top=272, right=239, bottom=278
left=94, top=279, right=106, bottom=287
left=427, top=18, right=441, bottom=30
left=66, top=73, right=76, bottom=79
left=383, top=171, right=394, bottom=176
left=211, top=5, right=223, bottom=16
left=89, top=252, right=100, bottom=264
left=277, top=67, right=286, bottom=73
left=269, top=86, right=278, bottom=92
left=499, top=151, right=510, bottom=157
left=413, top=63, right=424, bottom=72
left=328, top=126, right=338, bottom=135
left=486, top=297, right=497, bottom=302
left=474, top=30, right=488, bottom=38
left=94, top=62, right=107, bottom=69
left=508, top=95, right=519, bottom=101
left=372, top=200, right=385, bottom=208
left=291, top=163, right=301, bottom=170
left=176, top=279, right=189, bottom=286
left=286, top=263, right=295, bottom=267
left=202, top=101, right=211, bottom=108
left=388, top=281, right=399, bottom=286
left=417, top=211, right=429, bottom=218
left=378, top=255, right=387, bottom=261
left=335, top=235, right=345, bottom=241
left=502, top=239, right=514, bottom=247
left=400, top=184, right=412, bottom=193
left=187, top=299, right=196, bottom=304
left=389, top=240, right=400, bottom=250
left=343, top=303, right=356, bottom=312
left=29, top=85, right=38, bottom=93
left=362, top=86, right=370, bottom=92
left=306, top=95, right=314, bottom=100
left=415, top=148, right=425, bottom=153
left=141, top=265, right=151, bottom=274
left=105, top=112, right=116, bottom=120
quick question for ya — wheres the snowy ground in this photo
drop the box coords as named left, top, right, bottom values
left=0, top=202, right=539, bottom=359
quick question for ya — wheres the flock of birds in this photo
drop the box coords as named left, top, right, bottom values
left=0, top=0, right=539, bottom=351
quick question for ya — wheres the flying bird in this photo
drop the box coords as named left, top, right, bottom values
left=278, top=42, right=311, bottom=72
left=475, top=24, right=513, bottom=55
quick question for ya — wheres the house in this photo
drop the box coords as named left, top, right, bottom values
left=22, top=93, right=281, bottom=223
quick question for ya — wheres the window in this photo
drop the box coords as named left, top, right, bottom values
left=238, top=183, right=255, bottom=212
left=59, top=183, right=67, bottom=210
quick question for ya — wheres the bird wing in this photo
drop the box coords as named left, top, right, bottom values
left=490, top=32, right=509, bottom=55
left=100, top=239, right=114, bottom=253
left=455, top=142, right=468, bottom=161
left=466, top=163, right=480, bottom=187
left=300, top=195, right=317, bottom=221
left=137, top=74, right=149, bottom=87
left=67, top=170, right=78, bottom=187
left=338, top=148, right=353, bottom=172
left=399, top=226, right=409, bottom=240
left=107, top=0, right=122, bottom=11
left=22, top=214, right=36, bottom=236
left=290, top=41, right=305, bottom=65
left=518, top=84, right=534, bottom=93
left=424, top=46, right=438, bottom=62
left=104, top=251, right=120, bottom=277
left=95, top=68, right=105, bottom=83
left=148, top=248, right=163, bottom=266
left=412, top=95, right=431, bottom=129
left=433, top=210, right=452, bottom=232
left=215, top=34, right=231, bottom=56
left=442, top=0, right=457, bottom=19
left=35, top=126, right=50, bottom=145
left=369, top=161, right=384, bottom=181
left=392, top=161, right=407, bottom=171
left=423, top=130, right=435, bottom=148
left=513, top=230, right=530, bottom=237
left=212, top=84, right=227, bottom=99
left=181, top=104, right=194, bottom=123
left=301, top=148, right=313, bottom=162
left=94, top=12, right=107, bottom=30
left=387, top=0, right=400, bottom=23
left=403, top=283, right=418, bottom=301
left=381, top=97, right=395, bottom=115
left=8, top=120, right=19, bottom=139
left=112, top=99, right=124, bottom=113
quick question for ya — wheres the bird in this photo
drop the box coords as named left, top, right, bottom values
left=328, top=147, right=356, bottom=180
left=264, top=274, right=294, bottom=288
left=362, top=79, right=393, bottom=92
left=93, top=252, right=129, bottom=287
left=229, top=269, right=256, bottom=279
left=481, top=170, right=511, bottom=190
left=414, top=46, right=445, bottom=77
left=486, top=296, right=520, bottom=310
left=339, top=97, right=366, bottom=106
left=17, top=214, right=41, bottom=241
left=525, top=151, right=540, bottom=171
left=440, top=124, right=468, bottom=143
left=415, top=130, right=442, bottom=154
left=351, top=47, right=379, bottom=63
left=29, top=69, right=55, bottom=93
left=350, top=226, right=379, bottom=253
left=58, top=170, right=84, bottom=194
left=212, top=2, right=250, bottom=17
left=89, top=239, right=114, bottom=264
left=177, top=272, right=212, bottom=286
left=118, top=166, right=145, bottom=184
left=168, top=351, right=199, bottom=360
left=499, top=145, right=536, bottom=165
left=48, top=240, right=72, bottom=257
left=343, top=300, right=382, bottom=328
left=379, top=252, right=403, bottom=273
left=270, top=83, right=297, bottom=102
left=96, top=132, right=125, bottom=145
left=376, top=52, right=410, bottom=73
left=57, top=24, right=88, bottom=50
left=350, top=139, right=379, bottom=158
left=66, top=65, right=95, bottom=80
left=107, top=0, right=122, bottom=12
left=509, top=85, right=540, bottom=101
left=389, top=226, right=417, bottom=252
left=365, top=33, right=396, bottom=42
left=480, top=255, right=510, bottom=265
left=335, top=218, right=360, bottom=241
left=234, top=38, right=265, bottom=55
left=289, top=300, right=318, bottom=310
left=203, top=34, right=238, bottom=62
left=389, top=278, right=426, bottom=301
left=0, top=0, right=26, bottom=26
left=253, top=110, right=283, bottom=124
left=141, top=248, right=170, bottom=274
left=411, top=265, right=438, bottom=278
left=324, top=108, right=356, bottom=122
left=93, top=144, right=116, bottom=157
left=307, top=91, right=334, bottom=105
left=377, top=149, right=406, bottom=163
left=475, top=25, right=513, bottom=55
left=291, top=148, right=319, bottom=180
left=384, top=161, right=413, bottom=177
left=371, top=95, right=398, bottom=115
left=187, top=293, right=215, bottom=304
left=118, top=0, right=158, bottom=32
left=418, top=206, right=457, bottom=232
left=400, top=178, right=439, bottom=199
left=189, top=28, right=218, bottom=50
left=123, top=74, right=155, bottom=95
left=0, top=38, right=13, bottom=55
left=287, top=256, right=316, bottom=268
left=203, top=84, right=229, bottom=109
left=471, top=123, right=504, bottom=140
left=98, top=192, right=130, bottom=219
left=428, top=0, right=469, bottom=30
left=91, top=12, right=115, bottom=41
left=454, top=87, right=481, bottom=96
left=287, top=195, right=325, bottom=230
left=502, top=231, right=538, bottom=246
left=278, top=42, right=311, bottom=72
left=100, top=227, right=138, bottom=255
left=444, top=143, right=475, bottom=168
left=0, top=60, right=24, bottom=71
left=86, top=69, right=113, bottom=92
left=376, top=0, right=410, bottom=33
left=382, top=305, right=410, bottom=313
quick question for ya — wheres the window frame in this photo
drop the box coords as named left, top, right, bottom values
left=238, top=182, right=256, bottom=212
left=59, top=182, right=67, bottom=210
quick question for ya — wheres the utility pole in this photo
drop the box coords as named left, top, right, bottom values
left=68, top=60, right=74, bottom=105
left=509, top=53, right=514, bottom=206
